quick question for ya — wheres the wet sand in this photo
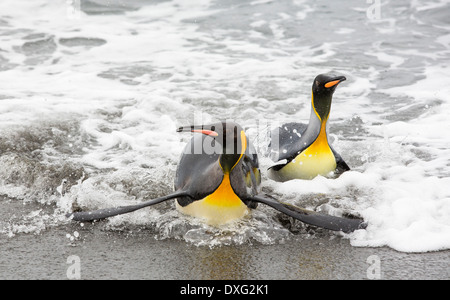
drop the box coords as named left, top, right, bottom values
left=1, top=218, right=448, bottom=280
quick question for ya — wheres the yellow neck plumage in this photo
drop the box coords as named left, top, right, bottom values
left=208, top=129, right=247, bottom=207
left=176, top=172, right=249, bottom=225
left=278, top=94, right=337, bottom=180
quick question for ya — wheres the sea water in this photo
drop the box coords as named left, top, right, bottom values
left=0, top=0, right=449, bottom=253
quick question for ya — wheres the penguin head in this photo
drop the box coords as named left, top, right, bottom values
left=177, top=121, right=248, bottom=173
left=311, top=73, right=346, bottom=121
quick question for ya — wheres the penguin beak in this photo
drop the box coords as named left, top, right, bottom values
left=324, top=76, right=346, bottom=88
left=177, top=125, right=219, bottom=137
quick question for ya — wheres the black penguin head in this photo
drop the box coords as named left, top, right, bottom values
left=177, top=121, right=248, bottom=173
left=311, top=73, right=346, bottom=121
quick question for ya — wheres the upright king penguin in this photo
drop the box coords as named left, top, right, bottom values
left=268, top=73, right=350, bottom=181
left=68, top=121, right=366, bottom=233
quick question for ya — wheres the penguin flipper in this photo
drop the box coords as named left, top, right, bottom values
left=336, top=159, right=350, bottom=174
left=268, top=122, right=309, bottom=170
left=330, top=145, right=351, bottom=175
left=67, top=191, right=190, bottom=222
left=247, top=194, right=367, bottom=233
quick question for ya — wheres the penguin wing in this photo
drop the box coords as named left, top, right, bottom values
left=268, top=122, right=310, bottom=171
left=174, top=133, right=224, bottom=207
left=69, top=135, right=224, bottom=222
left=246, top=194, right=366, bottom=233
left=67, top=191, right=190, bottom=222
left=243, top=141, right=261, bottom=190
left=232, top=141, right=261, bottom=209
left=330, top=145, right=351, bottom=174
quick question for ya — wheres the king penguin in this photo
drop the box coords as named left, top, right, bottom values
left=173, top=121, right=260, bottom=225
left=68, top=121, right=365, bottom=233
left=268, top=73, right=350, bottom=182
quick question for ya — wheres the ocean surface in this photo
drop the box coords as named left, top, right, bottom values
left=1, top=0, right=449, bottom=279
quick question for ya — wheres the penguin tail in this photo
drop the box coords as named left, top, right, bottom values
left=247, top=194, right=367, bottom=233
left=66, top=191, right=189, bottom=222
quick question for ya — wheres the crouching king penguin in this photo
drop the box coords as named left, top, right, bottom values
left=67, top=121, right=365, bottom=233
left=268, top=73, right=350, bottom=181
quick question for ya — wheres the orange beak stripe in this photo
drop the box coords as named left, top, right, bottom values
left=191, top=129, right=219, bottom=137
left=324, top=80, right=341, bottom=88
